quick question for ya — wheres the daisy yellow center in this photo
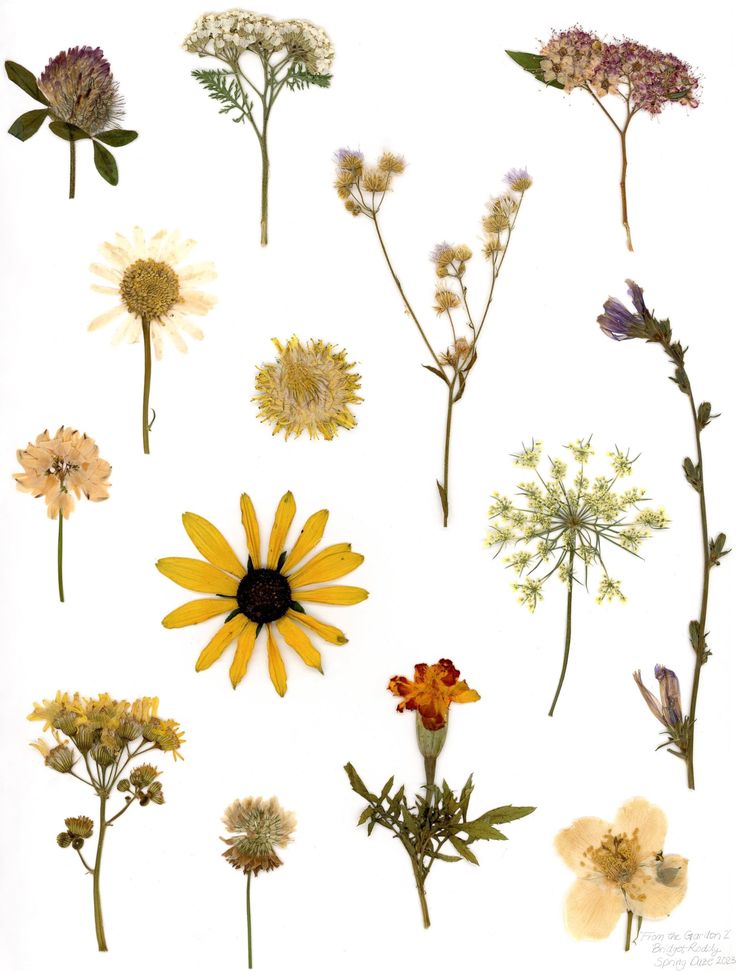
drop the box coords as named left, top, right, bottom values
left=237, top=569, right=292, bottom=624
left=120, top=259, right=181, bottom=320
left=589, top=832, right=641, bottom=885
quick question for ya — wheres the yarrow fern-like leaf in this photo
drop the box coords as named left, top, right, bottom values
left=285, top=64, right=332, bottom=91
left=191, top=69, right=253, bottom=122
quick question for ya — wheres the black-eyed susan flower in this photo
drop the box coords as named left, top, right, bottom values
left=28, top=691, right=184, bottom=951
left=254, top=337, right=362, bottom=440
left=89, top=228, right=216, bottom=454
left=157, top=491, right=368, bottom=693
left=14, top=426, right=111, bottom=601
left=555, top=798, right=687, bottom=949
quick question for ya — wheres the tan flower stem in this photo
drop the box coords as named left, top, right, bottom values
left=625, top=909, right=634, bottom=951
left=141, top=316, right=152, bottom=454
left=548, top=548, right=576, bottom=717
left=92, top=794, right=108, bottom=951
left=69, top=139, right=76, bottom=200
left=57, top=512, right=65, bottom=602
left=440, top=376, right=457, bottom=527
left=246, top=871, right=253, bottom=968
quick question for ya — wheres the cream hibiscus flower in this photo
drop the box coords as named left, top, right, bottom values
left=555, top=797, right=687, bottom=949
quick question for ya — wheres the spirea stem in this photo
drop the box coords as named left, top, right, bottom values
left=69, top=139, right=76, bottom=200
left=57, top=512, right=65, bottom=602
left=246, top=871, right=253, bottom=968
left=141, top=316, right=152, bottom=454
left=93, top=795, right=108, bottom=951
left=548, top=551, right=576, bottom=717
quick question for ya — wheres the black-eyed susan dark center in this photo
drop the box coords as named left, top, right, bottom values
left=120, top=258, right=180, bottom=319
left=237, top=569, right=292, bottom=624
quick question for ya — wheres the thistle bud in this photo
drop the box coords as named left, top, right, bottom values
left=57, top=832, right=73, bottom=848
left=65, top=815, right=94, bottom=839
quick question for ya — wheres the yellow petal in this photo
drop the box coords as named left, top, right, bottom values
left=267, top=627, right=287, bottom=696
left=613, top=798, right=667, bottom=857
left=628, top=856, right=688, bottom=920
left=195, top=614, right=246, bottom=671
left=157, top=558, right=240, bottom=596
left=267, top=491, right=296, bottom=568
left=294, top=585, right=369, bottom=606
left=289, top=548, right=364, bottom=587
left=162, top=597, right=238, bottom=628
left=288, top=609, right=347, bottom=645
left=555, top=817, right=612, bottom=874
left=229, top=621, right=258, bottom=688
left=564, top=879, right=624, bottom=940
left=281, top=509, right=329, bottom=572
left=240, top=493, right=261, bottom=568
left=275, top=617, right=322, bottom=671
left=182, top=512, right=245, bottom=577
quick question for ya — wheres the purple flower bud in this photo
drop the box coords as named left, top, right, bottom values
left=633, top=669, right=668, bottom=727
left=597, top=297, right=640, bottom=341
left=626, top=279, right=648, bottom=316
left=655, top=664, right=682, bottom=726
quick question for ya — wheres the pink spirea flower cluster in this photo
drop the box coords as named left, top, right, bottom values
left=539, top=28, right=699, bottom=115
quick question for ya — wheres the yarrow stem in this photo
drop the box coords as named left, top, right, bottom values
left=57, top=512, right=64, bottom=602
left=548, top=548, right=576, bottom=716
left=141, top=316, right=152, bottom=454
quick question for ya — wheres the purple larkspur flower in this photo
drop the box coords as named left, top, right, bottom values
left=655, top=664, right=683, bottom=726
left=38, top=46, right=124, bottom=135
left=626, top=279, right=648, bottom=315
left=597, top=297, right=641, bottom=341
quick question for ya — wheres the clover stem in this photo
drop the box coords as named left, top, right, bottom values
left=92, top=794, right=108, bottom=951
left=69, top=138, right=76, bottom=199
left=548, top=549, right=576, bottom=716
left=57, top=511, right=65, bottom=602
left=246, top=870, right=253, bottom=968
left=141, top=316, right=152, bottom=454
left=625, top=909, right=634, bottom=951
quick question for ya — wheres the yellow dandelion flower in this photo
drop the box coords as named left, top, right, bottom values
left=156, top=492, right=368, bottom=694
left=254, top=338, right=362, bottom=441
left=89, top=227, right=217, bottom=453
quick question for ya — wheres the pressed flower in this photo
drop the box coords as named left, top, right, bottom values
left=89, top=228, right=216, bottom=453
left=388, top=659, right=480, bottom=731
left=28, top=691, right=184, bottom=951
left=556, top=798, right=687, bottom=949
left=221, top=796, right=296, bottom=967
left=254, top=337, right=362, bottom=440
left=157, top=491, right=368, bottom=693
left=5, top=48, right=137, bottom=198
left=14, top=426, right=111, bottom=601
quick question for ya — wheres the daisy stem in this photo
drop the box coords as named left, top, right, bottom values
left=625, top=909, right=634, bottom=951
left=548, top=550, right=576, bottom=717
left=57, top=512, right=65, bottom=602
left=93, top=794, right=108, bottom=952
left=246, top=870, right=253, bottom=968
left=141, top=316, right=152, bottom=454
left=69, top=138, right=76, bottom=200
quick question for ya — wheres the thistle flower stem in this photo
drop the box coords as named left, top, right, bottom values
left=246, top=871, right=253, bottom=968
left=141, top=316, right=152, bottom=454
left=548, top=551, right=576, bottom=716
left=685, top=385, right=710, bottom=790
left=69, top=138, right=76, bottom=200
left=92, top=795, right=108, bottom=951
left=57, top=512, right=65, bottom=602
left=625, top=909, right=634, bottom=951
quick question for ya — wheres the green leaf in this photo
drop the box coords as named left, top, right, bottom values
left=94, top=128, right=138, bottom=147
left=93, top=140, right=119, bottom=185
left=463, top=820, right=508, bottom=841
left=5, top=61, right=49, bottom=104
left=357, top=806, right=373, bottom=826
left=192, top=68, right=253, bottom=122
left=505, top=51, right=565, bottom=90
left=422, top=364, right=447, bottom=382
left=682, top=457, right=702, bottom=492
left=476, top=805, right=537, bottom=825
left=688, top=620, right=700, bottom=652
left=344, top=763, right=371, bottom=801
left=286, top=65, right=332, bottom=91
left=709, top=533, right=730, bottom=566
left=8, top=108, right=48, bottom=141
left=379, top=776, right=394, bottom=802
left=458, top=774, right=474, bottom=814
left=431, top=851, right=462, bottom=862
left=48, top=121, right=89, bottom=141
left=449, top=835, right=479, bottom=865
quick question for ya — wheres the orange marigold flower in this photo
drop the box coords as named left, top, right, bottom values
left=388, top=658, right=480, bottom=730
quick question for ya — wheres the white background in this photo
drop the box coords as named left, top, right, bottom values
left=1, top=0, right=734, bottom=968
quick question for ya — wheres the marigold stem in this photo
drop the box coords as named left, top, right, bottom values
left=141, top=316, right=152, bottom=454
left=92, top=795, right=108, bottom=951
left=548, top=551, right=575, bottom=716
left=411, top=859, right=431, bottom=929
left=246, top=870, right=253, bottom=968
left=57, top=512, right=65, bottom=603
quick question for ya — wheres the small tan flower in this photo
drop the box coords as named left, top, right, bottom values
left=254, top=337, right=362, bottom=441
left=89, top=228, right=216, bottom=360
left=377, top=151, right=406, bottom=174
left=556, top=798, right=687, bottom=940
left=360, top=168, right=390, bottom=193
left=433, top=288, right=461, bottom=316
left=65, top=816, right=94, bottom=838
left=14, top=427, right=111, bottom=519
left=221, top=796, right=296, bottom=875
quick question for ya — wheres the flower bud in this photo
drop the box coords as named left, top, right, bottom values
left=46, top=744, right=75, bottom=773
left=90, top=745, right=115, bottom=768
left=130, top=763, right=159, bottom=788
left=57, top=832, right=73, bottom=848
left=75, top=724, right=97, bottom=753
left=117, top=718, right=143, bottom=741
left=117, top=778, right=131, bottom=792
left=71, top=837, right=85, bottom=850
left=65, top=815, right=94, bottom=839
left=655, top=664, right=682, bottom=726
left=53, top=712, right=78, bottom=736
left=416, top=716, right=448, bottom=760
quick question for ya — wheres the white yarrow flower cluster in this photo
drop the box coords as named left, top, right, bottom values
left=184, top=9, right=334, bottom=75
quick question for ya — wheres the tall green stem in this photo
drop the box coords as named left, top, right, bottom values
left=685, top=388, right=710, bottom=790
left=440, top=379, right=456, bottom=527
left=548, top=549, right=575, bottom=716
left=259, top=132, right=269, bottom=247
left=141, top=316, right=152, bottom=454
left=57, top=513, right=65, bottom=602
left=69, top=138, right=76, bottom=200
left=246, top=871, right=253, bottom=968
left=619, top=129, right=633, bottom=251
left=625, top=909, right=634, bottom=951
left=411, top=858, right=431, bottom=929
left=93, top=795, right=108, bottom=951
